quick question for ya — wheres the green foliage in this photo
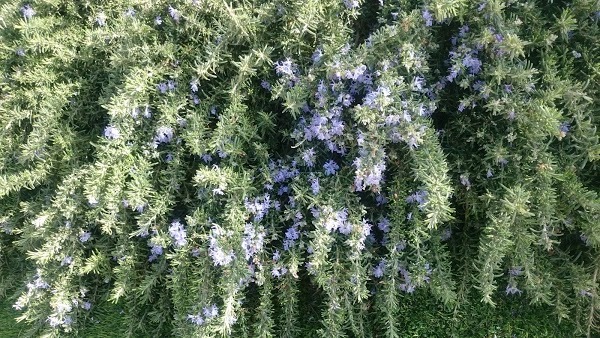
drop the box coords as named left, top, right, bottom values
left=0, top=0, right=598, bottom=337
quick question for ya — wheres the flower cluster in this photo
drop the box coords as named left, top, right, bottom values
left=188, top=304, right=219, bottom=326
left=168, top=220, right=187, bottom=248
left=208, top=224, right=236, bottom=266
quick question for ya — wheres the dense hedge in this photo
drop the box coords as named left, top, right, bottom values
left=0, top=0, right=599, bottom=337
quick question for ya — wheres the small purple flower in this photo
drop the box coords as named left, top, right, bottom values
left=504, top=84, right=513, bottom=93
left=124, top=8, right=136, bottom=17
left=96, top=12, right=107, bottom=26
left=61, top=256, right=73, bottom=266
left=477, top=2, right=486, bottom=11
left=201, top=153, right=212, bottom=163
left=441, top=228, right=452, bottom=241
left=188, top=313, right=204, bottom=325
left=190, top=80, right=199, bottom=92
left=154, top=126, right=174, bottom=144
left=104, top=125, right=120, bottom=140
left=21, top=5, right=35, bottom=20
left=508, top=266, right=523, bottom=276
left=79, top=231, right=91, bottom=243
left=157, top=82, right=168, bottom=94
left=143, top=106, right=152, bottom=118
left=272, top=250, right=281, bottom=261
left=82, top=302, right=92, bottom=310
left=559, top=122, right=570, bottom=134
left=311, top=48, right=323, bottom=63
left=462, top=54, right=482, bottom=74
left=302, top=148, right=316, bottom=167
left=460, top=174, right=471, bottom=189
left=203, top=304, right=218, bottom=319
left=422, top=10, right=433, bottom=26
left=155, top=16, right=163, bottom=25
left=506, top=284, right=522, bottom=295
left=285, top=226, right=299, bottom=241
left=406, top=190, right=428, bottom=209
left=343, top=0, right=360, bottom=10
left=275, top=58, right=296, bottom=77
left=375, top=193, right=388, bottom=206
left=168, top=6, right=181, bottom=22
left=377, top=217, right=390, bottom=233
left=167, top=80, right=176, bottom=91
left=412, top=76, right=425, bottom=91
left=260, top=80, right=271, bottom=91
left=373, top=260, right=385, bottom=278
left=309, top=175, right=320, bottom=195
left=323, top=160, right=339, bottom=176
left=486, top=168, right=493, bottom=178
left=272, top=266, right=287, bottom=278
left=15, top=48, right=25, bottom=56
left=169, top=219, right=187, bottom=248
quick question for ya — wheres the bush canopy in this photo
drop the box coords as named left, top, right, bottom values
left=0, top=0, right=599, bottom=337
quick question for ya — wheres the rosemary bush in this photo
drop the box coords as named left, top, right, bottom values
left=0, top=0, right=598, bottom=337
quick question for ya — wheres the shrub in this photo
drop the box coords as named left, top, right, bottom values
left=0, top=0, right=598, bottom=337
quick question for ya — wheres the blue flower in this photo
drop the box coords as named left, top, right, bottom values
left=406, top=190, right=428, bottom=209
left=154, top=126, right=174, bottom=144
left=323, top=160, right=339, bottom=176
left=190, top=80, right=199, bottom=92
left=155, top=16, right=163, bottom=25
left=124, top=8, right=136, bottom=17
left=260, top=80, right=271, bottom=91
left=168, top=219, right=187, bottom=248
left=311, top=48, right=323, bottom=63
left=372, top=260, right=385, bottom=278
left=157, top=82, right=168, bottom=93
left=275, top=58, right=296, bottom=77
left=79, top=231, right=92, bottom=243
left=61, top=256, right=73, bottom=266
left=377, top=217, right=390, bottom=233
left=242, top=222, right=265, bottom=259
left=203, top=304, right=218, bottom=319
left=505, top=284, right=522, bottom=295
left=309, top=175, right=320, bottom=195
left=302, top=148, right=316, bottom=167
left=96, top=12, right=107, bottom=26
left=167, top=80, right=176, bottom=90
left=168, top=6, right=181, bottom=22
left=462, top=54, right=482, bottom=74
left=201, top=153, right=212, bottom=163
left=188, top=313, right=204, bottom=325
left=422, top=10, right=433, bottom=26
left=343, top=0, right=360, bottom=10
left=272, top=250, right=281, bottom=261
left=103, top=125, right=120, bottom=140
left=21, top=5, right=35, bottom=20
left=284, top=226, right=299, bottom=250
left=508, top=266, right=523, bottom=276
